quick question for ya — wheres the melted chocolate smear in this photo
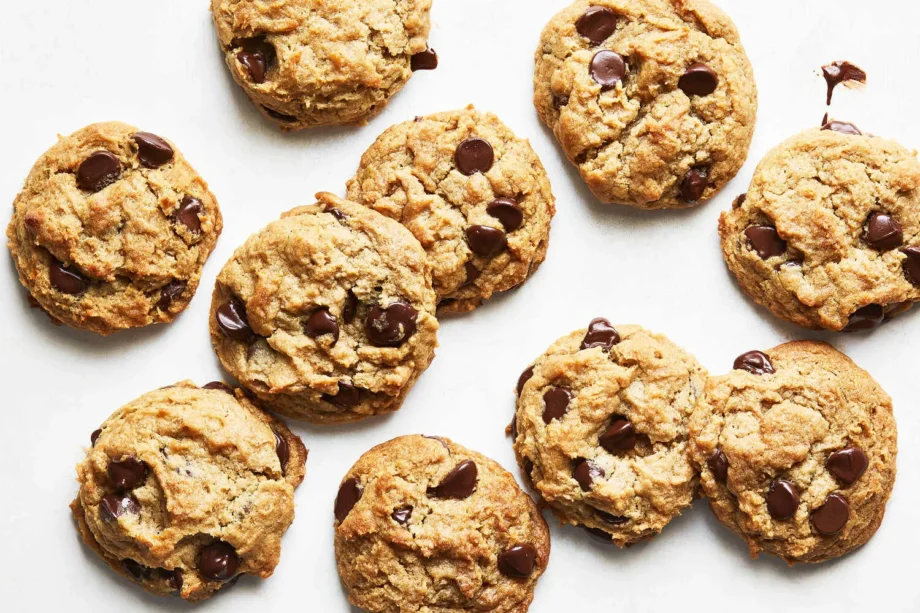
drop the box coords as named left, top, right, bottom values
left=822, top=61, right=866, bottom=105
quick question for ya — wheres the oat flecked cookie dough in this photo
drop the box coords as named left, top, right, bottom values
left=72, top=381, right=307, bottom=601
left=512, top=320, right=707, bottom=546
left=210, top=0, right=436, bottom=130
left=689, top=342, right=897, bottom=564
left=720, top=126, right=920, bottom=332
left=334, top=435, right=550, bottom=613
left=347, top=107, right=556, bottom=313
left=534, top=0, right=757, bottom=209
left=210, top=193, right=438, bottom=424
left=6, top=122, right=222, bottom=335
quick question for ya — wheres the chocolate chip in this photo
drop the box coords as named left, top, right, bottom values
left=580, top=318, right=620, bottom=351
left=464, top=261, right=481, bottom=286
left=596, top=510, right=628, bottom=525
left=108, top=457, right=148, bottom=492
left=335, top=478, right=363, bottom=522
left=236, top=37, right=275, bottom=83
left=573, top=458, right=604, bottom=491
left=305, top=308, right=339, bottom=343
left=733, top=193, right=747, bottom=209
left=864, top=213, right=903, bottom=250
left=542, top=387, right=571, bottom=424
left=744, top=226, right=787, bottom=259
left=678, top=62, right=719, bottom=96
left=343, top=290, right=359, bottom=324
left=822, top=120, right=862, bottom=136
left=811, top=493, right=850, bottom=535
left=486, top=198, right=524, bottom=232
left=216, top=297, right=254, bottom=342
left=466, top=225, right=507, bottom=257
left=174, top=196, right=203, bottom=234
left=903, top=247, right=920, bottom=286
left=411, top=47, right=438, bottom=71
left=599, top=417, right=637, bottom=453
left=122, top=559, right=151, bottom=581
left=733, top=350, right=775, bottom=375
left=766, top=479, right=799, bottom=520
left=576, top=6, right=618, bottom=44
left=428, top=460, right=478, bottom=499
left=455, top=138, right=495, bottom=175
left=844, top=304, right=885, bottom=332
left=498, top=544, right=537, bottom=578
left=203, top=381, right=233, bottom=393
left=91, top=429, right=102, bottom=446
left=132, top=132, right=174, bottom=168
left=49, top=261, right=88, bottom=295
left=77, top=151, right=122, bottom=192
left=516, top=366, right=535, bottom=396
left=391, top=505, right=413, bottom=525
left=323, top=381, right=361, bottom=408
left=679, top=167, right=709, bottom=204
left=156, top=280, right=187, bottom=311
left=707, top=449, right=729, bottom=483
left=826, top=447, right=868, bottom=486
left=262, top=106, right=298, bottom=123
left=589, top=50, right=627, bottom=89
left=583, top=526, right=614, bottom=542
left=884, top=301, right=913, bottom=321
left=198, top=542, right=240, bottom=583
left=822, top=61, right=867, bottom=105
left=273, top=429, right=289, bottom=472
left=159, top=568, right=183, bottom=591
left=509, top=415, right=518, bottom=439
left=553, top=94, right=570, bottom=108
left=365, top=301, right=418, bottom=347
left=99, top=493, right=140, bottom=522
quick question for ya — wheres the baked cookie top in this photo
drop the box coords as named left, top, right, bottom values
left=513, top=321, right=707, bottom=546
left=347, top=107, right=556, bottom=313
left=72, top=381, right=306, bottom=601
left=689, top=341, right=897, bottom=564
left=6, top=121, right=222, bottom=335
left=534, top=0, right=757, bottom=209
left=210, top=0, right=434, bottom=130
left=720, top=127, right=920, bottom=331
left=210, top=193, right=438, bottom=424
left=334, top=435, right=550, bottom=613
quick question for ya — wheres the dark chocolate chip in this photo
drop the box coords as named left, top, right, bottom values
left=844, top=304, right=885, bottom=332
left=679, top=167, right=709, bottom=203
left=580, top=318, right=620, bottom=351
left=766, top=479, right=799, bottom=520
left=262, top=106, right=298, bottom=122
left=822, top=120, right=862, bottom=136
left=486, top=198, right=524, bottom=232
left=455, top=138, right=495, bottom=175
left=678, top=62, right=719, bottom=96
left=428, top=460, right=478, bottom=499
left=77, top=151, right=122, bottom=192
left=49, top=261, right=88, bottom=295
left=323, top=381, right=361, bottom=408
left=325, top=206, right=347, bottom=222
left=391, top=505, right=413, bottom=525
left=216, top=297, right=254, bottom=342
left=343, top=290, right=359, bottom=324
left=236, top=37, right=275, bottom=83
left=99, top=493, right=140, bottom=522
left=365, top=301, right=418, bottom=347
left=903, top=247, right=920, bottom=286
left=411, top=47, right=438, bottom=71
left=864, top=213, right=903, bottom=251
left=198, top=542, right=240, bottom=583
left=273, top=429, right=289, bottom=472
left=576, top=6, right=618, bottom=44
left=573, top=458, right=604, bottom=491
left=159, top=568, right=183, bottom=591
left=174, top=196, right=203, bottom=234
left=108, top=457, right=148, bottom=492
left=498, top=544, right=537, bottom=578
left=466, top=225, right=507, bottom=257
left=589, top=50, right=627, bottom=89
left=157, top=280, right=187, bottom=311
left=305, top=307, right=339, bottom=343
left=733, top=350, right=775, bottom=375
left=810, top=493, right=850, bottom=535
left=91, top=429, right=102, bottom=446
left=596, top=510, right=628, bottom=525
left=583, top=526, right=614, bottom=542
left=464, top=261, right=481, bottom=286
left=733, top=193, right=747, bottom=209
left=203, top=381, right=233, bottom=393
left=509, top=415, right=518, bottom=439
left=516, top=366, right=535, bottom=396
left=744, top=226, right=788, bottom=259
left=122, top=559, right=151, bottom=581
left=599, top=417, right=637, bottom=453
left=542, top=387, right=571, bottom=424
left=826, top=447, right=868, bottom=486
left=884, top=301, right=913, bottom=321
left=132, top=132, right=174, bottom=168
left=822, top=61, right=867, bottom=105
left=335, top=478, right=363, bottom=522
left=553, top=94, right=570, bottom=108
left=708, top=449, right=729, bottom=483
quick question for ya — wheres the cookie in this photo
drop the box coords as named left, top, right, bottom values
left=512, top=320, right=707, bottom=546
left=689, top=341, right=897, bottom=564
left=210, top=193, right=438, bottom=424
left=6, top=122, right=222, bottom=335
left=334, top=435, right=550, bottom=613
left=534, top=0, right=757, bottom=209
left=210, top=0, right=435, bottom=130
left=71, top=381, right=307, bottom=601
left=347, top=107, right=556, bottom=313
left=720, top=126, right=920, bottom=331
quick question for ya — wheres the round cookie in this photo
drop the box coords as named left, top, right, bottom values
left=6, top=122, right=222, bottom=335
left=534, top=0, right=757, bottom=209
left=689, top=341, right=897, bottom=564
left=210, top=0, right=436, bottom=130
left=210, top=193, right=438, bottom=424
left=71, top=381, right=307, bottom=601
left=720, top=127, right=920, bottom=332
left=512, top=320, right=707, bottom=546
left=347, top=107, right=556, bottom=313
left=334, top=435, right=550, bottom=613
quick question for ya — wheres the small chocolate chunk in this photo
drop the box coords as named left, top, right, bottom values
left=216, top=297, right=254, bottom=342
left=133, top=132, right=174, bottom=168
left=174, top=196, right=203, bottom=234
left=810, top=493, right=850, bottom=535
left=203, top=381, right=233, bottom=393
left=91, top=429, right=102, bottom=446
left=707, top=449, right=729, bottom=483
left=455, top=138, right=495, bottom=175
left=156, top=280, right=187, bottom=311
left=766, top=479, right=799, bottom=520
left=464, top=261, right=481, bottom=286
left=428, top=460, right=478, bottom=499
left=903, top=247, right=920, bottom=286
left=678, top=62, right=719, bottom=96
left=198, top=542, right=240, bottom=583
left=391, top=505, right=413, bottom=525
left=466, top=225, right=507, bottom=257
left=486, top=198, right=524, bottom=232
left=589, top=50, right=627, bottom=89
left=542, top=387, right=571, bottom=424
left=411, top=47, right=438, bottom=71
left=680, top=167, right=709, bottom=203
left=323, top=381, right=361, bottom=408
left=49, top=261, right=88, bottom=295
left=744, top=226, right=787, bottom=259
left=305, top=307, right=339, bottom=343
left=343, top=290, right=359, bottom=324
left=599, top=417, right=637, bottom=453
left=99, top=493, right=140, bottom=522
left=517, top=366, right=535, bottom=396
left=108, top=457, right=148, bottom=492
left=573, top=458, right=604, bottom=491
left=733, top=350, right=775, bottom=375
left=864, top=213, right=903, bottom=250
left=844, top=304, right=885, bottom=332
left=273, top=429, right=290, bottom=472
left=77, top=151, right=122, bottom=192
left=498, top=544, right=538, bottom=578
left=365, top=301, right=418, bottom=347
left=576, top=6, right=618, bottom=44
left=826, top=447, right=868, bottom=486
left=580, top=318, right=620, bottom=351
left=236, top=37, right=275, bottom=83
left=335, top=478, right=363, bottom=522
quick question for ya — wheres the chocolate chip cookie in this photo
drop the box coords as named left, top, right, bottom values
left=334, top=435, right=550, bottom=613
left=210, top=0, right=436, bottom=130
left=534, top=0, right=757, bottom=209
left=689, top=341, right=897, bottom=564
left=71, top=381, right=307, bottom=601
left=720, top=127, right=920, bottom=331
left=6, top=122, right=222, bottom=335
left=346, top=107, right=556, bottom=313
left=210, top=193, right=438, bottom=424
left=512, top=320, right=707, bottom=546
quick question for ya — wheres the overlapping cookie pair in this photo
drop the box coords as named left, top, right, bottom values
left=511, top=319, right=897, bottom=564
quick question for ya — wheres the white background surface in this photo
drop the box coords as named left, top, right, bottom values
left=1, top=0, right=919, bottom=611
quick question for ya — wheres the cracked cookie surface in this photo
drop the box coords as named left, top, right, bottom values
left=512, top=321, right=706, bottom=546
left=6, top=122, right=222, bottom=335
left=334, top=435, right=550, bottom=613
left=720, top=127, right=920, bottom=332
left=72, top=381, right=307, bottom=601
left=210, top=0, right=434, bottom=130
left=210, top=193, right=438, bottom=424
left=534, top=0, right=756, bottom=209
left=347, top=107, right=556, bottom=313
left=689, top=341, right=897, bottom=563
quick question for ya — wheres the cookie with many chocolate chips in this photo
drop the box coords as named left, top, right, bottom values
left=720, top=127, right=920, bottom=331
left=6, top=122, right=222, bottom=335
left=210, top=0, right=435, bottom=130
left=334, top=435, right=550, bottom=613
left=210, top=193, right=438, bottom=424
left=513, top=320, right=707, bottom=546
left=347, top=107, right=556, bottom=313
left=690, top=341, right=897, bottom=564
left=71, top=381, right=306, bottom=601
left=534, top=0, right=757, bottom=209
